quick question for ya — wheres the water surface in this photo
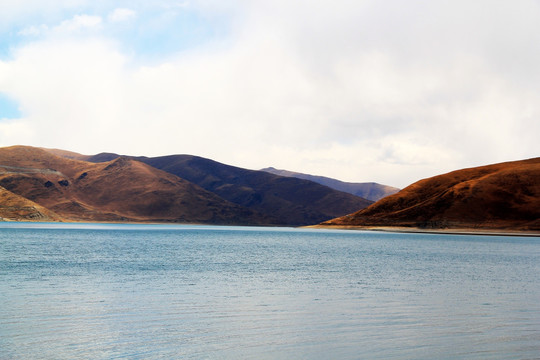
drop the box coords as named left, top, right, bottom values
left=1, top=223, right=539, bottom=359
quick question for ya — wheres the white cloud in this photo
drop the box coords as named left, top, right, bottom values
left=15, top=13, right=104, bottom=38
left=1, top=0, right=539, bottom=188
left=54, top=14, right=102, bottom=33
left=108, top=8, right=136, bottom=23
left=18, top=24, right=49, bottom=36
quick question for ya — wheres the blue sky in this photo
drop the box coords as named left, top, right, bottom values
left=1, top=1, right=539, bottom=188
left=0, top=93, right=21, bottom=119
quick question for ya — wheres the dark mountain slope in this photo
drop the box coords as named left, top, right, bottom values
left=322, top=158, right=540, bottom=231
left=139, top=155, right=374, bottom=226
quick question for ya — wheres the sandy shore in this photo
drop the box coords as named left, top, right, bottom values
left=308, top=224, right=540, bottom=237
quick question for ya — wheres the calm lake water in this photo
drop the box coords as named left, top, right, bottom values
left=0, top=223, right=539, bottom=359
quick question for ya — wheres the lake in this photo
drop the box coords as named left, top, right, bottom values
left=0, top=223, right=539, bottom=359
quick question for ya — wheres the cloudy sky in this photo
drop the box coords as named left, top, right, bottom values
left=0, top=0, right=539, bottom=188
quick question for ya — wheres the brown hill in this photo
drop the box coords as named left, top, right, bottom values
left=0, top=146, right=270, bottom=224
left=0, top=186, right=62, bottom=221
left=322, top=158, right=540, bottom=231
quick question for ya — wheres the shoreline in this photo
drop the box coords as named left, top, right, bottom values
left=2, top=219, right=539, bottom=237
left=308, top=224, right=540, bottom=237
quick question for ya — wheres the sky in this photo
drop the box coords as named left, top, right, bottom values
left=0, top=0, right=539, bottom=188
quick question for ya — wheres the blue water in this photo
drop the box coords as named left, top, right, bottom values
left=0, top=223, right=539, bottom=359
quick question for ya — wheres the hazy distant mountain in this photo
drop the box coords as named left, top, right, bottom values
left=261, top=167, right=399, bottom=201
left=0, top=146, right=270, bottom=225
left=322, top=158, right=540, bottom=231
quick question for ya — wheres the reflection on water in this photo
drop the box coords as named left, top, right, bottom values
left=1, top=223, right=539, bottom=359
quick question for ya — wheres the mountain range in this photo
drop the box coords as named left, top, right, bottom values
left=1, top=145, right=537, bottom=232
left=261, top=167, right=399, bottom=201
left=321, top=157, right=540, bottom=231
left=0, top=146, right=373, bottom=225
